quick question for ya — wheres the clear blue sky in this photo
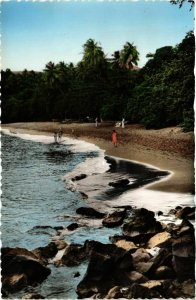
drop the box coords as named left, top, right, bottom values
left=1, top=0, right=194, bottom=71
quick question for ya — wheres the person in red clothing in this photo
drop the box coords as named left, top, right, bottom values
left=112, top=130, right=117, bottom=147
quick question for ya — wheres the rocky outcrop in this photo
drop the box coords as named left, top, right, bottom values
left=2, top=247, right=51, bottom=292
left=76, top=207, right=195, bottom=298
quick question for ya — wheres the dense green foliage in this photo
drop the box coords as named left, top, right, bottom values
left=1, top=31, right=194, bottom=131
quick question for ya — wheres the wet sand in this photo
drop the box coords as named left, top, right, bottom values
left=1, top=122, right=194, bottom=194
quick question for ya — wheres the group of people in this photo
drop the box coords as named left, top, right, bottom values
left=54, top=129, right=63, bottom=143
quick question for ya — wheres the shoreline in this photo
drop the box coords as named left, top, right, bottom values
left=1, top=122, right=194, bottom=194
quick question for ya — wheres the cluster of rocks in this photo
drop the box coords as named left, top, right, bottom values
left=2, top=205, right=195, bottom=299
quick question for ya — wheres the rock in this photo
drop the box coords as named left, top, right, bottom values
left=171, top=229, right=195, bottom=281
left=108, top=179, right=129, bottom=188
left=2, top=248, right=51, bottom=292
left=134, top=262, right=154, bottom=274
left=77, top=242, right=133, bottom=298
left=32, top=242, right=58, bottom=262
left=2, top=274, right=27, bottom=292
left=110, top=233, right=155, bottom=246
left=80, top=192, right=88, bottom=199
left=157, top=211, right=163, bottom=216
left=54, top=240, right=68, bottom=250
left=114, top=240, right=137, bottom=251
left=172, top=234, right=195, bottom=257
left=57, top=243, right=86, bottom=266
left=140, top=279, right=163, bottom=289
left=102, top=210, right=126, bottom=228
left=105, top=286, right=123, bottom=299
left=172, top=255, right=195, bottom=280
left=22, top=293, right=45, bottom=299
left=67, top=222, right=79, bottom=231
left=106, top=283, right=161, bottom=299
left=147, top=231, right=172, bottom=248
left=154, top=265, right=175, bottom=279
left=72, top=174, right=87, bottom=181
left=145, top=248, right=173, bottom=279
left=76, top=207, right=105, bottom=218
left=162, top=279, right=195, bottom=298
left=126, top=271, right=148, bottom=283
left=175, top=206, right=195, bottom=219
left=132, top=248, right=151, bottom=264
left=74, top=272, right=80, bottom=278
left=122, top=208, right=162, bottom=238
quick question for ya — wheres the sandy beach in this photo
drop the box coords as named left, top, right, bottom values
left=1, top=121, right=194, bottom=194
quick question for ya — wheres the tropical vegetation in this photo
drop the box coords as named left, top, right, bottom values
left=1, top=31, right=194, bottom=131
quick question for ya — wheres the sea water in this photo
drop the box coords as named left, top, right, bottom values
left=1, top=129, right=194, bottom=299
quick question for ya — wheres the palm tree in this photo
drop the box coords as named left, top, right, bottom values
left=120, top=42, right=140, bottom=70
left=82, top=38, right=106, bottom=67
left=44, top=61, right=58, bottom=87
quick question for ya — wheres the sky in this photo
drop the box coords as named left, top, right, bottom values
left=1, top=0, right=194, bottom=71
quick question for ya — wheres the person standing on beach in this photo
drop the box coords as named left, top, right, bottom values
left=58, top=129, right=63, bottom=142
left=112, top=130, right=118, bottom=147
left=54, top=131, right=58, bottom=143
left=95, top=117, right=98, bottom=128
left=122, top=117, right=125, bottom=128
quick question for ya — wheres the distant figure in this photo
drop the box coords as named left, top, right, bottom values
left=112, top=130, right=118, bottom=147
left=122, top=117, right=125, bottom=128
left=115, top=121, right=121, bottom=127
left=54, top=132, right=58, bottom=143
left=58, top=129, right=63, bottom=142
left=95, top=117, right=98, bottom=127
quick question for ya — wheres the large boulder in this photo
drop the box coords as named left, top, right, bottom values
left=122, top=208, right=162, bottom=239
left=2, top=247, right=51, bottom=292
left=147, top=231, right=172, bottom=248
left=77, top=241, right=133, bottom=298
left=172, top=234, right=195, bottom=280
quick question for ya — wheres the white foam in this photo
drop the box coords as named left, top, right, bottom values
left=102, top=188, right=194, bottom=213
left=1, top=128, right=110, bottom=191
left=1, top=128, right=53, bottom=144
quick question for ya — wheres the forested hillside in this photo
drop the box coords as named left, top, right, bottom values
left=1, top=31, right=194, bottom=131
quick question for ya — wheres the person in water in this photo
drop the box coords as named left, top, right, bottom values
left=112, top=129, right=117, bottom=147
left=58, top=129, right=63, bottom=142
